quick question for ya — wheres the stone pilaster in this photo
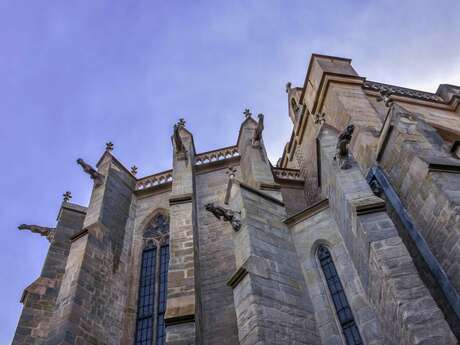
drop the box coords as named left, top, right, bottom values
left=45, top=152, right=136, bottom=345
left=12, top=203, right=86, bottom=345
left=237, top=115, right=280, bottom=199
left=165, top=124, right=197, bottom=345
left=225, top=180, right=320, bottom=345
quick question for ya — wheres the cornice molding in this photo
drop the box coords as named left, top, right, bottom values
left=283, top=199, right=329, bottom=227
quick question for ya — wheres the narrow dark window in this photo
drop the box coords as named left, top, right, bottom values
left=156, top=244, right=169, bottom=345
left=318, top=246, right=363, bottom=345
left=135, top=247, right=157, bottom=345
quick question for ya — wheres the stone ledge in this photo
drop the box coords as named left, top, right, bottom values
left=353, top=197, right=386, bottom=216
left=227, top=266, right=248, bottom=289
left=259, top=182, right=281, bottom=191
left=70, top=228, right=88, bottom=242
left=239, top=182, right=284, bottom=206
left=224, top=178, right=284, bottom=207
left=283, top=199, right=329, bottom=227
left=169, top=193, right=193, bottom=205
left=165, top=314, right=195, bottom=327
left=20, top=277, right=56, bottom=303
left=427, top=160, right=460, bottom=174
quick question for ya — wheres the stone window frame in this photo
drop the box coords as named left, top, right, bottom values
left=134, top=211, right=170, bottom=345
left=315, top=245, right=363, bottom=345
left=312, top=241, right=366, bottom=345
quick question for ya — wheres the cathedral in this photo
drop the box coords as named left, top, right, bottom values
left=13, top=54, right=460, bottom=345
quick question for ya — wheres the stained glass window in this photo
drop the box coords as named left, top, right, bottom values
left=318, top=246, right=363, bottom=345
left=135, top=247, right=157, bottom=345
left=156, top=244, right=169, bottom=345
left=134, top=213, right=170, bottom=345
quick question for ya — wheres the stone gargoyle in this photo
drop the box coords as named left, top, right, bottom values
left=18, top=224, right=55, bottom=242
left=334, top=124, right=355, bottom=169
left=173, top=119, right=187, bottom=158
left=252, top=113, right=264, bottom=148
left=205, top=203, right=241, bottom=232
left=376, top=89, right=394, bottom=108
left=77, top=158, right=104, bottom=187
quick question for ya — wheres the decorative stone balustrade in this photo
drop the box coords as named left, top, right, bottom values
left=272, top=167, right=304, bottom=182
left=135, top=147, right=240, bottom=191
left=195, top=146, right=240, bottom=166
left=363, top=80, right=444, bottom=102
left=135, top=170, right=173, bottom=190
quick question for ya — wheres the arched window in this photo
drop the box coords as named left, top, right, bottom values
left=135, top=213, right=170, bottom=345
left=317, top=246, right=363, bottom=345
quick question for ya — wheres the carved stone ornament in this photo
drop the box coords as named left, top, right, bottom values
left=205, top=203, right=241, bottom=231
left=226, top=166, right=237, bottom=179
left=313, top=112, right=326, bottom=125
left=18, top=224, right=55, bottom=242
left=376, top=89, right=394, bottom=108
left=173, top=118, right=187, bottom=159
left=252, top=113, right=264, bottom=148
left=334, top=124, right=355, bottom=170
left=105, top=141, right=114, bottom=151
left=76, top=158, right=105, bottom=187
left=131, top=165, right=138, bottom=175
left=62, top=191, right=72, bottom=202
left=285, top=82, right=292, bottom=93
left=243, top=108, right=252, bottom=118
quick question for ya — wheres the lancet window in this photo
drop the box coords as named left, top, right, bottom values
left=317, top=246, right=363, bottom=345
left=134, top=213, right=170, bottom=345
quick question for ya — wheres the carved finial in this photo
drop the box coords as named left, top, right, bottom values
left=226, top=166, right=237, bottom=179
left=313, top=112, right=326, bottom=125
left=285, top=82, right=292, bottom=93
left=376, top=89, right=394, bottom=108
left=205, top=203, right=241, bottom=231
left=333, top=124, right=355, bottom=170
left=62, top=191, right=72, bottom=202
left=243, top=108, right=252, bottom=118
left=131, top=165, right=138, bottom=175
left=18, top=224, right=55, bottom=242
left=105, top=141, right=114, bottom=151
left=177, top=118, right=186, bottom=127
left=77, top=158, right=105, bottom=187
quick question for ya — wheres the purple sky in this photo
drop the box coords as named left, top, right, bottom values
left=1, top=0, right=459, bottom=342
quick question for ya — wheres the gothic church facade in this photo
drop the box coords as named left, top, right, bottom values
left=13, top=54, right=460, bottom=345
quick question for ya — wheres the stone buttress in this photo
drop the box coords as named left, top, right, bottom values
left=45, top=151, right=136, bottom=345
left=165, top=124, right=199, bottom=344
left=223, top=116, right=321, bottom=345
left=12, top=202, right=86, bottom=345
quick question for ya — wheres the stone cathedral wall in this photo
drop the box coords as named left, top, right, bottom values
left=12, top=53, right=460, bottom=345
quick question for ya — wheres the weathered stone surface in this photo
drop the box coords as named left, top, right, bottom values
left=290, top=208, right=385, bottom=345
left=12, top=203, right=86, bottom=345
left=12, top=53, right=460, bottom=345
left=227, top=181, right=320, bottom=345
left=316, top=125, right=456, bottom=344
